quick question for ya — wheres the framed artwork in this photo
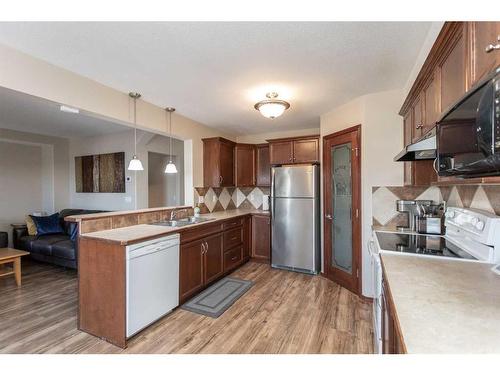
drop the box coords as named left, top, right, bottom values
left=75, top=152, right=125, bottom=193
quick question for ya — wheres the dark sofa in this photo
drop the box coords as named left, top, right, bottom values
left=12, top=209, right=108, bottom=269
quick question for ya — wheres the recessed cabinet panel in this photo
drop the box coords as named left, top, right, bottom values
left=251, top=214, right=270, bottom=261
left=470, top=22, right=500, bottom=86
left=235, top=144, right=256, bottom=187
left=269, top=140, right=293, bottom=165
left=256, top=144, right=271, bottom=186
left=440, top=31, right=466, bottom=111
left=293, top=138, right=319, bottom=163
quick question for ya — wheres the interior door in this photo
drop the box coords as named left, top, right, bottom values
left=323, top=125, right=361, bottom=295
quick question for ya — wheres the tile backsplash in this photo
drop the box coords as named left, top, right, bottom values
left=195, top=187, right=271, bottom=213
left=372, top=184, right=500, bottom=227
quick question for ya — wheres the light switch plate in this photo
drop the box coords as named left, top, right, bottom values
left=198, top=196, right=205, bottom=204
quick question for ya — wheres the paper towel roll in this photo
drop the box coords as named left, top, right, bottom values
left=262, top=195, right=269, bottom=211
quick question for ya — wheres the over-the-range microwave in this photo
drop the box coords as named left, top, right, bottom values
left=437, top=66, right=500, bottom=178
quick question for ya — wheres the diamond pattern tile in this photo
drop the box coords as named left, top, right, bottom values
left=247, top=187, right=263, bottom=209
left=218, top=188, right=232, bottom=209
left=372, top=187, right=399, bottom=226
left=204, top=188, right=217, bottom=212
left=470, top=186, right=495, bottom=213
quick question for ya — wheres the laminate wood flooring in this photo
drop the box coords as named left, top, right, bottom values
left=0, top=260, right=373, bottom=354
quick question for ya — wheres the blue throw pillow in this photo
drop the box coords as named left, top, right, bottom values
left=30, top=213, right=64, bottom=236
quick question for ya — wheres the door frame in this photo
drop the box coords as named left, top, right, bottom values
left=322, top=124, right=362, bottom=296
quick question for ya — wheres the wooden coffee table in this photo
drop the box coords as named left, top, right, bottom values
left=0, top=248, right=29, bottom=286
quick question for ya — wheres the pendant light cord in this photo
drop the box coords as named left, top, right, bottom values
left=134, top=96, right=137, bottom=156
left=169, top=110, right=172, bottom=162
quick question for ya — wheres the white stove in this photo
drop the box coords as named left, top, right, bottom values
left=369, top=206, right=500, bottom=353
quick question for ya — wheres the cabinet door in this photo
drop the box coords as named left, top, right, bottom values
left=234, top=144, right=255, bottom=187
left=204, top=233, right=223, bottom=285
left=251, top=214, right=270, bottom=261
left=180, top=240, right=204, bottom=302
left=243, top=216, right=251, bottom=260
left=203, top=139, right=221, bottom=187
left=440, top=28, right=466, bottom=111
left=470, top=22, right=500, bottom=86
left=412, top=96, right=423, bottom=141
left=256, top=144, right=271, bottom=186
left=269, top=141, right=293, bottom=165
left=293, top=138, right=319, bottom=163
left=219, top=141, right=235, bottom=187
left=403, top=110, right=413, bottom=186
left=422, top=71, right=440, bottom=134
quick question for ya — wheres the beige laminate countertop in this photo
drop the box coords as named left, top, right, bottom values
left=381, top=253, right=500, bottom=353
left=80, top=208, right=269, bottom=245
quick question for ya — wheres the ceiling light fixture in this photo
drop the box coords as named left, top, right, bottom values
left=165, top=107, right=178, bottom=174
left=254, top=92, right=290, bottom=119
left=128, top=92, right=144, bottom=171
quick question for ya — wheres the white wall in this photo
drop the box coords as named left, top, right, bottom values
left=320, top=89, right=404, bottom=297
left=69, top=129, right=185, bottom=211
left=0, top=128, right=69, bottom=244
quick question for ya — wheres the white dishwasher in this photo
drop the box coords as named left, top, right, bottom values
left=126, top=233, right=179, bottom=338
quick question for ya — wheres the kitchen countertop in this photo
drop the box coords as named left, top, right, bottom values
left=80, top=208, right=269, bottom=245
left=381, top=253, right=500, bottom=353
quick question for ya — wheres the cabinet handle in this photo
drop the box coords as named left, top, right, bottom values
left=231, top=256, right=238, bottom=261
left=201, top=242, right=206, bottom=254
left=219, top=176, right=223, bottom=184
left=231, top=236, right=237, bottom=241
left=204, top=241, right=209, bottom=253
left=485, top=36, right=500, bottom=53
left=415, top=124, right=423, bottom=129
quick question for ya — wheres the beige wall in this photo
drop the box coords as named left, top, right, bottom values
left=0, top=43, right=236, bottom=205
left=236, top=127, right=320, bottom=144
left=0, top=129, right=70, bottom=244
left=320, top=89, right=404, bottom=298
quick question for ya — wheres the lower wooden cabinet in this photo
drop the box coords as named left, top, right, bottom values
left=179, top=215, right=252, bottom=303
left=251, top=214, right=271, bottom=261
left=203, top=233, right=223, bottom=285
left=179, top=239, right=205, bottom=302
left=381, top=277, right=406, bottom=354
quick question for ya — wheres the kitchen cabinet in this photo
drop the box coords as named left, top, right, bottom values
left=243, top=215, right=251, bottom=260
left=180, top=216, right=250, bottom=302
left=268, top=135, right=320, bottom=165
left=381, top=276, right=405, bottom=354
left=234, top=143, right=256, bottom=187
left=255, top=143, right=271, bottom=186
left=469, top=22, right=500, bottom=86
left=179, top=239, right=205, bottom=302
left=439, top=26, right=467, bottom=111
left=269, top=139, right=293, bottom=164
left=422, top=70, right=440, bottom=135
left=411, top=95, right=423, bottom=141
left=202, top=137, right=235, bottom=187
left=251, top=214, right=270, bottom=262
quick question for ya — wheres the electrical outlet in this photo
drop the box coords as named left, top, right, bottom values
left=198, top=196, right=204, bottom=204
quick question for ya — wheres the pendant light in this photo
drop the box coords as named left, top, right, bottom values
left=254, top=92, right=290, bottom=119
left=165, top=107, right=178, bottom=174
left=128, top=92, right=144, bottom=171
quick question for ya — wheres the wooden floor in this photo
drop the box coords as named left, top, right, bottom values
left=0, top=260, right=373, bottom=354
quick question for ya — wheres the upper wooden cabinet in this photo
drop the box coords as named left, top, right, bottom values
left=234, top=143, right=256, bottom=187
left=268, top=135, right=320, bottom=165
left=255, top=143, right=271, bottom=186
left=469, top=22, right=500, bottom=86
left=399, top=21, right=500, bottom=186
left=202, top=137, right=235, bottom=187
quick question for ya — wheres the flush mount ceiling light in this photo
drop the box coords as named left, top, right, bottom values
left=254, top=92, right=290, bottom=119
left=164, top=107, right=178, bottom=174
left=128, top=92, right=144, bottom=171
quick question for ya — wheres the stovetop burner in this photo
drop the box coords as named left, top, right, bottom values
left=375, top=232, right=477, bottom=260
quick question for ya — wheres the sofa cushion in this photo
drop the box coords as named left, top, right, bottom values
left=19, top=235, right=37, bottom=251
left=30, top=234, right=69, bottom=256
left=30, top=213, right=64, bottom=236
left=51, top=240, right=76, bottom=260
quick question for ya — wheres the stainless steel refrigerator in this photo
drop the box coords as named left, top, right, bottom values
left=271, top=164, right=320, bottom=274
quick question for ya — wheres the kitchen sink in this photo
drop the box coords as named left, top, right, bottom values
left=152, top=216, right=215, bottom=227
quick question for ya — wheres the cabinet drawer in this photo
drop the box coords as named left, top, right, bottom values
left=180, top=222, right=222, bottom=244
left=223, top=227, right=242, bottom=250
left=224, top=246, right=243, bottom=271
left=222, top=218, right=243, bottom=230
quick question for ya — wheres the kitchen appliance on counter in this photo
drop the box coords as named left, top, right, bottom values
left=369, top=206, right=500, bottom=353
left=126, top=234, right=180, bottom=338
left=271, top=164, right=320, bottom=274
left=396, top=199, right=441, bottom=233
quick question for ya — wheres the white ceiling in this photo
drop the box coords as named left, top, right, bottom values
left=0, top=22, right=434, bottom=135
left=0, top=86, right=129, bottom=138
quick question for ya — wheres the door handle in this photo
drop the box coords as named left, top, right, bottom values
left=325, top=214, right=333, bottom=220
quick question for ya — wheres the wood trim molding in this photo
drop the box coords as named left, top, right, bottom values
left=266, top=134, right=320, bottom=143
left=399, top=22, right=464, bottom=116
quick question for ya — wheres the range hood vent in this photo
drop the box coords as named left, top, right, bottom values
left=394, top=127, right=437, bottom=162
